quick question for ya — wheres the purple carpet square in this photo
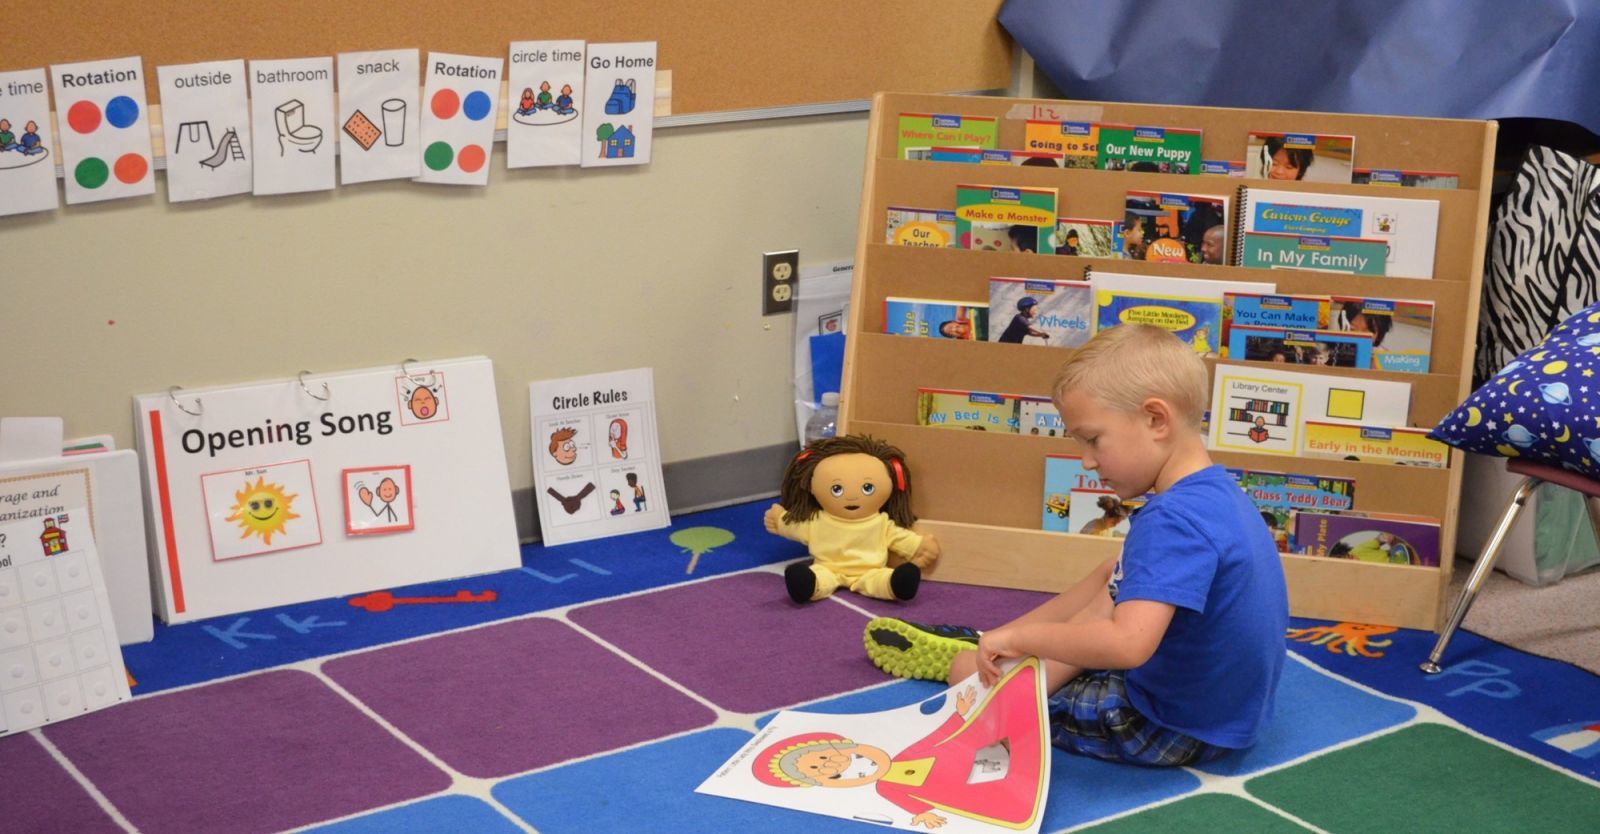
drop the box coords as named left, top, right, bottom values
left=569, top=572, right=893, bottom=713
left=0, top=732, right=122, bottom=833
left=41, top=670, right=449, bottom=834
left=855, top=579, right=1053, bottom=629
left=323, top=617, right=715, bottom=778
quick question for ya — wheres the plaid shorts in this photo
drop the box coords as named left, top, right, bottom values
left=1047, top=669, right=1225, bottom=767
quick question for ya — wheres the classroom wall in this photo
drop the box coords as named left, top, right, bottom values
left=0, top=113, right=869, bottom=526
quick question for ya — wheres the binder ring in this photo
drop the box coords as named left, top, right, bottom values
left=298, top=370, right=331, bottom=401
left=401, top=357, right=432, bottom=381
left=168, top=386, right=203, bottom=416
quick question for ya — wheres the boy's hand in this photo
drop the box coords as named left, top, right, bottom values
left=976, top=626, right=1024, bottom=688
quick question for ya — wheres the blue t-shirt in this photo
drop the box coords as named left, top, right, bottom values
left=1108, top=465, right=1288, bottom=748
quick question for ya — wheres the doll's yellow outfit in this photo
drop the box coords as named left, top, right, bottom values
left=775, top=512, right=924, bottom=600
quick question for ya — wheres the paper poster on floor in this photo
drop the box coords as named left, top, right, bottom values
left=49, top=56, right=155, bottom=205
left=336, top=49, right=421, bottom=185
left=0, top=510, right=133, bottom=738
left=156, top=60, right=252, bottom=202
left=200, top=459, right=323, bottom=560
left=0, top=68, right=60, bottom=217
left=416, top=52, right=502, bottom=186
left=529, top=367, right=669, bottom=545
left=580, top=42, right=656, bottom=168
left=698, top=658, right=1051, bottom=833
left=249, top=57, right=336, bottom=195
left=507, top=40, right=586, bottom=168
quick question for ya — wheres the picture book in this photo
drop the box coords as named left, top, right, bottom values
left=1239, top=232, right=1388, bottom=276
left=1096, top=290, right=1223, bottom=357
left=1353, top=168, right=1459, bottom=189
left=1022, top=120, right=1099, bottom=169
left=929, top=147, right=1064, bottom=168
left=1041, top=455, right=1106, bottom=532
left=1017, top=396, right=1065, bottom=437
left=1227, top=325, right=1375, bottom=369
left=918, top=388, right=1019, bottom=433
left=1227, top=468, right=1356, bottom=552
left=1200, top=160, right=1246, bottom=177
left=955, top=184, right=1058, bottom=254
left=885, top=206, right=956, bottom=248
left=1302, top=421, right=1450, bottom=468
left=1223, top=293, right=1329, bottom=354
left=1049, top=218, right=1117, bottom=257
left=1329, top=295, right=1435, bottom=373
left=1089, top=272, right=1276, bottom=313
left=1245, top=132, right=1356, bottom=183
left=1292, top=509, right=1441, bottom=567
left=1096, top=124, right=1202, bottom=174
left=1208, top=363, right=1411, bottom=456
left=1121, top=191, right=1230, bottom=264
left=988, top=278, right=1092, bottom=347
left=883, top=297, right=989, bottom=340
left=1066, top=489, right=1146, bottom=538
left=896, top=112, right=998, bottom=160
left=697, top=658, right=1051, bottom=834
left=1236, top=187, right=1441, bottom=279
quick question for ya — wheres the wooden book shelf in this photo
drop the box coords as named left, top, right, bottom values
left=839, top=92, right=1496, bottom=631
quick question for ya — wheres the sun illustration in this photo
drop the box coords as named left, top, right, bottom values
left=225, top=476, right=300, bottom=544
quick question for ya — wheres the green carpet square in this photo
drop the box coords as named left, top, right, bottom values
left=1246, top=723, right=1600, bottom=833
left=1080, top=794, right=1309, bottom=832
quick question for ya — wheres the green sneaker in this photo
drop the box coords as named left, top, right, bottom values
left=863, top=617, right=980, bottom=682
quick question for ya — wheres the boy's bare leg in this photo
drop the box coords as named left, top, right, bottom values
left=947, top=582, right=1116, bottom=687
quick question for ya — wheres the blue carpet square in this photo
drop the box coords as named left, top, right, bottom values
left=1197, top=654, right=1417, bottom=777
left=305, top=795, right=524, bottom=834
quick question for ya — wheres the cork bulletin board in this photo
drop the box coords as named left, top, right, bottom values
left=8, top=0, right=1013, bottom=115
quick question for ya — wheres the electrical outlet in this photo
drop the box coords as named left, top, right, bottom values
left=763, top=249, right=799, bottom=316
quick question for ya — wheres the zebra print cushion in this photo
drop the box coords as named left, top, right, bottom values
left=1474, top=145, right=1600, bottom=386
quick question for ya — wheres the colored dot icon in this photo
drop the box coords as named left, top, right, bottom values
left=429, top=89, right=492, bottom=122
left=67, top=95, right=140, bottom=133
left=424, top=141, right=486, bottom=173
left=74, top=153, right=148, bottom=189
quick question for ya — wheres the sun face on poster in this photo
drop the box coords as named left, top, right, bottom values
left=201, top=460, right=322, bottom=561
left=342, top=465, right=414, bottom=536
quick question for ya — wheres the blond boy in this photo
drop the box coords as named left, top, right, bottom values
left=866, top=324, right=1289, bottom=766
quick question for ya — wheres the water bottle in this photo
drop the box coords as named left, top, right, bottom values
left=804, top=392, right=840, bottom=444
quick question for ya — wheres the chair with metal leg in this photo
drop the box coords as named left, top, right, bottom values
left=1420, top=457, right=1600, bottom=674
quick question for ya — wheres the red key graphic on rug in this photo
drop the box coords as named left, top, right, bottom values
left=348, top=589, right=497, bottom=613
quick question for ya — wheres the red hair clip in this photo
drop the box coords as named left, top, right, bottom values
left=888, top=457, right=907, bottom=491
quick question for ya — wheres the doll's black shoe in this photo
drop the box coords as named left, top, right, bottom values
left=890, top=563, right=922, bottom=600
left=785, top=562, right=816, bottom=604
left=864, top=617, right=980, bottom=681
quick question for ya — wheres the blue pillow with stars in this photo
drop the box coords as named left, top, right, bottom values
left=1431, top=301, right=1600, bottom=473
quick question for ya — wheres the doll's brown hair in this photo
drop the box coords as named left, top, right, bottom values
left=778, top=435, right=915, bottom=528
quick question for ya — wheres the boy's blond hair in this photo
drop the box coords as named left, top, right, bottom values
left=1053, top=324, right=1209, bottom=426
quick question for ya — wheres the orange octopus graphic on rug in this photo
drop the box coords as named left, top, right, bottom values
left=1286, top=622, right=1397, bottom=658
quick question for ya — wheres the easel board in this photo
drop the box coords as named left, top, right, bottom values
left=133, top=356, right=520, bottom=623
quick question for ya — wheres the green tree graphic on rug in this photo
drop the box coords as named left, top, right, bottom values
left=671, top=526, right=735, bottom=574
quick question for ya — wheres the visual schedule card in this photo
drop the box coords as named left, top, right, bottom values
left=249, top=57, right=336, bottom=195
left=508, top=40, right=586, bottom=168
left=580, top=42, right=657, bottom=168
left=0, top=68, right=60, bottom=216
left=337, top=49, right=422, bottom=185
left=529, top=368, right=669, bottom=545
left=0, top=510, right=132, bottom=738
left=157, top=59, right=253, bottom=202
left=417, top=52, right=503, bottom=186
left=49, top=56, right=156, bottom=205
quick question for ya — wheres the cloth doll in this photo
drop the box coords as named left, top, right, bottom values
left=764, top=435, right=940, bottom=603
